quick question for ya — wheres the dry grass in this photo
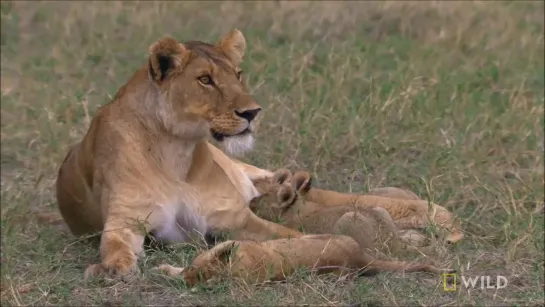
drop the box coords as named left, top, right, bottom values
left=1, top=1, right=544, bottom=306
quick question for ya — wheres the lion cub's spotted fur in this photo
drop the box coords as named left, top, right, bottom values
left=250, top=169, right=429, bottom=255
left=156, top=234, right=455, bottom=287
left=284, top=171, right=465, bottom=244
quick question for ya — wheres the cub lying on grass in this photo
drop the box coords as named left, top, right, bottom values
left=262, top=169, right=464, bottom=244
left=156, top=234, right=455, bottom=287
left=249, top=169, right=429, bottom=254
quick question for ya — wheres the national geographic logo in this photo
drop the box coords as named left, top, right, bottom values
left=443, top=273, right=508, bottom=291
left=443, top=273, right=456, bottom=291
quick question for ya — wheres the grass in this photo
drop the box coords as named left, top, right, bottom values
left=1, top=0, right=543, bottom=306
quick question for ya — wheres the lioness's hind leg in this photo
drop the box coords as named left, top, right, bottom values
left=367, top=187, right=420, bottom=200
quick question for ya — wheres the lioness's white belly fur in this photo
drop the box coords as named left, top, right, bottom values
left=152, top=143, right=261, bottom=244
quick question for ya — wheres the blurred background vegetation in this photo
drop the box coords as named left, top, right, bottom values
left=1, top=1, right=543, bottom=306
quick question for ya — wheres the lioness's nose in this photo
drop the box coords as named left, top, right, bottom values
left=235, top=108, right=262, bottom=122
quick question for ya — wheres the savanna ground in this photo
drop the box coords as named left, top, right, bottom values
left=1, top=1, right=544, bottom=306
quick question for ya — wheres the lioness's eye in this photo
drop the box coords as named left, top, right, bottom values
left=236, top=70, right=243, bottom=81
left=198, top=75, right=213, bottom=85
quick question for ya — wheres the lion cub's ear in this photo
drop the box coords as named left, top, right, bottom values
left=214, top=241, right=238, bottom=264
left=217, top=29, right=246, bottom=65
left=273, top=185, right=296, bottom=209
left=272, top=169, right=293, bottom=185
left=148, top=36, right=189, bottom=83
left=291, top=171, right=312, bottom=195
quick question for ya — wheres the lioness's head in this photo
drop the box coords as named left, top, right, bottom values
left=147, top=29, right=261, bottom=156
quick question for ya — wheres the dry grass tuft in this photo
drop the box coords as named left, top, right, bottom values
left=1, top=1, right=543, bottom=306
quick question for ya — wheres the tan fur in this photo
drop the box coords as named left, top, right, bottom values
left=285, top=171, right=464, bottom=244
left=366, top=186, right=421, bottom=201
left=156, top=234, right=454, bottom=287
left=250, top=169, right=429, bottom=252
left=55, top=30, right=303, bottom=281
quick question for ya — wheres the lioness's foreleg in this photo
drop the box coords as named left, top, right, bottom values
left=84, top=218, right=146, bottom=281
left=232, top=159, right=274, bottom=181
left=230, top=209, right=303, bottom=241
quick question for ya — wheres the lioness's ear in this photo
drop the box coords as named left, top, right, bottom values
left=291, top=171, right=312, bottom=195
left=272, top=168, right=293, bottom=185
left=217, top=29, right=246, bottom=65
left=148, top=36, right=188, bottom=83
left=274, top=186, right=295, bottom=209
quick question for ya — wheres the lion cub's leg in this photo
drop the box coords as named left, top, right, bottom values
left=84, top=219, right=146, bottom=281
left=367, top=187, right=420, bottom=201
left=332, top=208, right=421, bottom=255
left=397, top=230, right=429, bottom=247
left=369, top=207, right=399, bottom=233
left=371, top=207, right=429, bottom=247
left=393, top=216, right=427, bottom=230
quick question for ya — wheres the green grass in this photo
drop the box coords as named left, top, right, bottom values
left=1, top=1, right=544, bottom=306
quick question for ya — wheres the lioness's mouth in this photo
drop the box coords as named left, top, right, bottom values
left=211, top=128, right=251, bottom=142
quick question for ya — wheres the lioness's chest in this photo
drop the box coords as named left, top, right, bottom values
left=190, top=161, right=257, bottom=206
left=191, top=142, right=259, bottom=205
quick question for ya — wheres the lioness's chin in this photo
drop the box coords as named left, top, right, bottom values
left=220, top=133, right=255, bottom=157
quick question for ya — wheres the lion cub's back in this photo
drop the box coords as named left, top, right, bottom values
left=264, top=234, right=361, bottom=268
left=295, top=204, right=377, bottom=234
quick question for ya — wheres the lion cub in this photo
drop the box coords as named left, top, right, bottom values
left=250, top=170, right=428, bottom=255
left=262, top=170, right=464, bottom=244
left=156, top=234, right=454, bottom=287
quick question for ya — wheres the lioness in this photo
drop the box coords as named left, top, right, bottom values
left=55, top=29, right=303, bottom=280
left=156, top=234, right=454, bottom=287
left=275, top=170, right=464, bottom=244
left=250, top=169, right=429, bottom=253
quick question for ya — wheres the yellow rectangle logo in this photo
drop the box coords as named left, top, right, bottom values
left=443, top=273, right=456, bottom=292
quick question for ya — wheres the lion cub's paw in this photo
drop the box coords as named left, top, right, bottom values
left=152, top=264, right=185, bottom=277
left=398, top=229, right=429, bottom=247
left=84, top=261, right=139, bottom=283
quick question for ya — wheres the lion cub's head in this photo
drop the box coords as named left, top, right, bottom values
left=250, top=169, right=312, bottom=221
left=147, top=29, right=261, bottom=156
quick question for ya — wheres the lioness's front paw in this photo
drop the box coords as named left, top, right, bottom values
left=84, top=258, right=138, bottom=283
